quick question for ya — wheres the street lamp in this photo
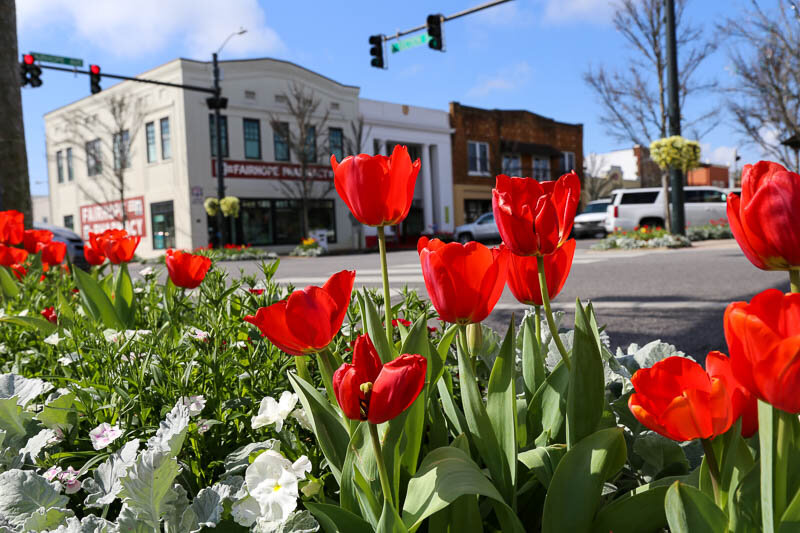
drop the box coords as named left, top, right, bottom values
left=211, top=27, right=247, bottom=247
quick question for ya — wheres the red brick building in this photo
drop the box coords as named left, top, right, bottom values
left=687, top=163, right=730, bottom=188
left=449, top=102, right=583, bottom=225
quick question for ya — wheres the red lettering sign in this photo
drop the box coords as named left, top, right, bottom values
left=211, top=159, right=334, bottom=180
left=80, top=196, right=147, bottom=240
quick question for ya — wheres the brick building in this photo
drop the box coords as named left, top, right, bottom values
left=687, top=163, right=730, bottom=188
left=449, top=102, right=583, bottom=225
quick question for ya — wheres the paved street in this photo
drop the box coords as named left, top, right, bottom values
left=209, top=239, right=789, bottom=361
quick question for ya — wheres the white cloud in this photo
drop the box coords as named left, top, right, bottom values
left=17, top=0, right=284, bottom=59
left=540, top=0, right=615, bottom=24
left=465, top=61, right=532, bottom=99
left=700, top=143, right=738, bottom=167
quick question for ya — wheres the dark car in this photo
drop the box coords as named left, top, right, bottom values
left=33, top=223, right=89, bottom=269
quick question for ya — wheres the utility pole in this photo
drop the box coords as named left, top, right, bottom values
left=665, top=0, right=685, bottom=235
left=212, top=52, right=227, bottom=247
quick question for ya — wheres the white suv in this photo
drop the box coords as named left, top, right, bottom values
left=604, top=186, right=730, bottom=233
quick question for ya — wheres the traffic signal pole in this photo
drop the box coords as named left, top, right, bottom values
left=212, top=52, right=228, bottom=247
left=665, top=0, right=686, bottom=235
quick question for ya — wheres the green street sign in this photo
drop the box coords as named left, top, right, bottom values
left=390, top=33, right=430, bottom=53
left=30, top=52, right=83, bottom=67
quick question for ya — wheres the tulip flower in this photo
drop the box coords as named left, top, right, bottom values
left=83, top=243, right=106, bottom=266
left=23, top=229, right=53, bottom=254
left=41, top=307, right=58, bottom=324
left=0, top=210, right=24, bottom=245
left=492, top=172, right=581, bottom=256
left=629, top=356, right=737, bottom=442
left=165, top=249, right=212, bottom=289
left=330, top=145, right=421, bottom=227
left=39, top=241, right=67, bottom=267
left=0, top=244, right=28, bottom=267
left=332, top=334, right=426, bottom=424
left=10, top=264, right=26, bottom=281
left=244, top=270, right=355, bottom=356
left=506, top=239, right=576, bottom=306
left=725, top=289, right=800, bottom=413
left=94, top=229, right=140, bottom=264
left=727, top=161, right=800, bottom=271
left=704, top=350, right=758, bottom=438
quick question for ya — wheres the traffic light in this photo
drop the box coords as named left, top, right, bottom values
left=20, top=54, right=42, bottom=88
left=89, top=64, right=102, bottom=94
left=369, top=34, right=385, bottom=69
left=427, top=14, right=444, bottom=51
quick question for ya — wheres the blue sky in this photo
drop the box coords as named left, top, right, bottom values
left=17, top=0, right=771, bottom=196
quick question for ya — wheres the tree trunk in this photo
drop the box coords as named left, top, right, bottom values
left=301, top=162, right=309, bottom=238
left=661, top=171, right=672, bottom=233
left=0, top=0, right=32, bottom=225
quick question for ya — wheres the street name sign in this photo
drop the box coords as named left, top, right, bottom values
left=391, top=33, right=430, bottom=53
left=30, top=52, right=84, bottom=67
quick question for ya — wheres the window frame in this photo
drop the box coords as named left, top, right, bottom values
left=160, top=117, right=171, bottom=160
left=243, top=118, right=262, bottom=160
left=112, top=129, right=131, bottom=171
left=63, top=215, right=74, bottom=231
left=273, top=122, right=290, bottom=162
left=150, top=200, right=175, bottom=250
left=304, top=125, right=317, bottom=163
left=209, top=114, right=229, bottom=158
left=561, top=151, right=576, bottom=174
left=56, top=150, right=64, bottom=183
left=145, top=122, right=157, bottom=163
left=85, top=139, right=102, bottom=176
left=467, top=140, right=490, bottom=176
left=532, top=156, right=551, bottom=181
left=501, top=153, right=521, bottom=176
left=329, top=127, right=344, bottom=162
left=66, top=147, right=74, bottom=181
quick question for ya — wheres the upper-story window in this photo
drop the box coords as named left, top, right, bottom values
left=86, top=139, right=102, bottom=176
left=561, top=151, right=576, bottom=173
left=533, top=157, right=551, bottom=181
left=66, top=148, right=74, bottom=181
left=146, top=122, right=157, bottom=163
left=56, top=150, right=64, bottom=183
left=113, top=130, right=131, bottom=170
left=273, top=122, right=290, bottom=161
left=468, top=141, right=490, bottom=175
left=304, top=126, right=317, bottom=163
left=209, top=114, right=229, bottom=158
left=160, top=117, right=171, bottom=160
left=502, top=154, right=521, bottom=176
left=243, top=118, right=262, bottom=159
left=329, top=127, right=344, bottom=162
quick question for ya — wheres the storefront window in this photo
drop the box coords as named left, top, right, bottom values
left=151, top=201, right=175, bottom=250
left=464, top=199, right=492, bottom=223
left=223, top=198, right=337, bottom=246
left=239, top=199, right=273, bottom=245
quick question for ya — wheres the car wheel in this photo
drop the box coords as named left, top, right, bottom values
left=458, top=232, right=473, bottom=244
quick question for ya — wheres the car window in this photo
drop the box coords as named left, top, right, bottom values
left=583, top=203, right=610, bottom=214
left=686, top=189, right=725, bottom=203
left=619, top=192, right=659, bottom=204
left=476, top=213, right=494, bottom=225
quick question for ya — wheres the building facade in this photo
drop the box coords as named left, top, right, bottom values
left=687, top=163, right=730, bottom=188
left=589, top=145, right=662, bottom=188
left=45, top=58, right=453, bottom=257
left=449, top=102, right=583, bottom=225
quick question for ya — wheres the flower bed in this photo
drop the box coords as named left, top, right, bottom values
left=0, top=156, right=797, bottom=532
left=592, top=220, right=733, bottom=250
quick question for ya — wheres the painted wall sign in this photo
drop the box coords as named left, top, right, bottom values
left=211, top=159, right=334, bottom=181
left=80, top=196, right=146, bottom=239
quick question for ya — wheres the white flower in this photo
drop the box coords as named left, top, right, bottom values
left=245, top=451, right=302, bottom=526
left=252, top=392, right=298, bottom=432
left=186, top=327, right=209, bottom=341
left=133, top=287, right=145, bottom=294
left=58, top=466, right=82, bottom=494
left=57, top=352, right=80, bottom=366
left=89, top=423, right=122, bottom=450
left=139, top=267, right=154, bottom=276
left=232, top=496, right=261, bottom=528
left=291, top=408, right=312, bottom=431
left=290, top=456, right=312, bottom=479
left=44, top=332, right=62, bottom=346
left=181, top=395, right=206, bottom=417
left=18, top=309, right=28, bottom=317
left=43, top=466, right=62, bottom=482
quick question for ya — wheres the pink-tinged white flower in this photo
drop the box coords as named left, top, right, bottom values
left=89, top=423, right=122, bottom=450
left=252, top=391, right=298, bottom=432
left=43, top=466, right=62, bottom=482
left=181, top=395, right=206, bottom=417
left=197, top=419, right=211, bottom=434
left=58, top=466, right=82, bottom=494
left=186, top=327, right=209, bottom=341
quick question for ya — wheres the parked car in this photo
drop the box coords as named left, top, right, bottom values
left=454, top=212, right=500, bottom=244
left=33, top=222, right=88, bottom=268
left=604, top=186, right=730, bottom=233
left=573, top=199, right=610, bottom=238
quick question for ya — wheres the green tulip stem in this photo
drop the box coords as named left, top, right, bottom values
left=317, top=348, right=338, bottom=405
left=294, top=355, right=312, bottom=383
left=536, top=255, right=571, bottom=371
left=534, top=305, right=542, bottom=351
left=459, top=324, right=476, bottom=375
left=790, top=270, right=800, bottom=294
left=377, top=226, right=394, bottom=348
left=701, top=438, right=721, bottom=505
left=775, top=409, right=794, bottom=522
left=369, top=422, right=395, bottom=507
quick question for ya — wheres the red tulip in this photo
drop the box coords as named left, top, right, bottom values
left=0, top=244, right=28, bottom=267
left=506, top=238, right=576, bottom=306
left=331, top=145, right=421, bottom=227
left=629, top=356, right=737, bottom=442
left=10, top=264, right=26, bottom=280
left=392, top=318, right=412, bottom=327
left=0, top=210, right=24, bottom=245
left=23, top=229, right=53, bottom=254
left=725, top=289, right=800, bottom=413
left=165, top=249, right=212, bottom=289
left=249, top=288, right=264, bottom=295
left=705, top=350, right=758, bottom=438
left=94, top=229, right=140, bottom=264
left=244, top=270, right=355, bottom=356
left=83, top=244, right=106, bottom=266
left=40, top=307, right=57, bottom=324
left=332, top=334, right=426, bottom=424
left=492, top=172, right=581, bottom=256
left=727, top=161, right=800, bottom=270
left=39, top=241, right=66, bottom=266
left=418, top=237, right=508, bottom=324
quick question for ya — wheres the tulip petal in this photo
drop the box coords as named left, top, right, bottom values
left=245, top=304, right=310, bottom=356
left=744, top=170, right=800, bottom=267
left=322, top=270, right=356, bottom=334
left=534, top=196, right=559, bottom=255
left=368, top=354, right=426, bottom=424
left=352, top=334, right=382, bottom=384
left=286, top=286, right=339, bottom=351
left=332, top=364, right=364, bottom=421
left=727, top=194, right=769, bottom=270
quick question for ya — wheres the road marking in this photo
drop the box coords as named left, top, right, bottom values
left=492, top=300, right=730, bottom=311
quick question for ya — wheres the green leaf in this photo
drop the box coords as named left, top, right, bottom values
left=0, top=266, right=19, bottom=299
left=23, top=506, right=74, bottom=531
left=306, top=502, right=374, bottom=533
left=114, top=262, right=134, bottom=327
left=427, top=495, right=483, bottom=533
left=527, top=361, right=569, bottom=446
left=401, top=446, right=524, bottom=532
left=437, top=324, right=458, bottom=362
left=118, top=449, right=182, bottom=528
left=0, top=470, right=69, bottom=529
left=566, top=299, right=605, bottom=448
left=36, top=392, right=78, bottom=432
left=56, top=290, right=75, bottom=325
left=541, top=427, right=627, bottom=533
left=83, top=439, right=141, bottom=508
left=0, top=397, right=36, bottom=448
left=340, top=422, right=381, bottom=527
left=399, top=316, right=432, bottom=477
left=358, top=291, right=394, bottom=364
left=634, top=431, right=690, bottom=479
left=521, top=311, right=546, bottom=403
left=732, top=462, right=762, bottom=533
left=486, top=318, right=517, bottom=492
left=73, top=266, right=123, bottom=329
left=591, top=485, right=669, bottom=533
left=288, top=373, right=349, bottom=483
left=377, top=499, right=409, bottom=533
left=437, top=374, right=467, bottom=438
left=518, top=445, right=566, bottom=489
left=665, top=481, right=729, bottom=533
left=0, top=316, right=57, bottom=337
left=761, top=400, right=777, bottom=533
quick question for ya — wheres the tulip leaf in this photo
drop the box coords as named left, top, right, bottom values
left=427, top=495, right=483, bottom=533
left=566, top=299, right=605, bottom=449
left=518, top=444, right=566, bottom=489
left=527, top=361, right=569, bottom=447
left=377, top=498, right=410, bottom=533
left=541, top=427, right=627, bottom=533
left=437, top=324, right=458, bottom=362
left=358, top=291, right=394, bottom=364
left=665, top=481, right=729, bottom=533
left=305, top=502, right=374, bottom=533
left=73, top=266, right=123, bottom=329
left=340, top=422, right=381, bottom=527
left=401, top=446, right=524, bottom=533
left=731, top=462, right=762, bottom=533
left=0, top=316, right=57, bottom=337
left=486, top=317, right=517, bottom=491
left=455, top=329, right=512, bottom=504
left=591, top=484, right=669, bottom=533
left=780, top=486, right=800, bottom=533
left=760, top=400, right=777, bottom=533
left=114, top=262, right=134, bottom=328
left=399, top=316, right=432, bottom=478
left=0, top=266, right=19, bottom=299
left=288, top=373, right=349, bottom=484
left=437, top=373, right=468, bottom=438
left=57, top=289, right=75, bottom=323
left=521, top=311, right=546, bottom=404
